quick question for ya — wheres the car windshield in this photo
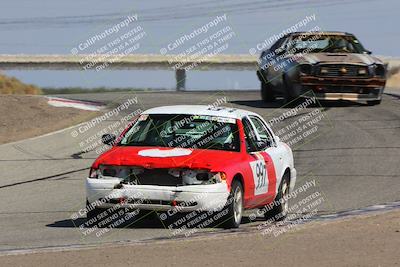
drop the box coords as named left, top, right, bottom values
left=287, top=34, right=366, bottom=54
left=119, top=114, right=240, bottom=152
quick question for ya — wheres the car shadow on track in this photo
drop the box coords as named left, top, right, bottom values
left=230, top=100, right=284, bottom=108
left=46, top=214, right=254, bottom=230
left=46, top=217, right=166, bottom=229
left=47, top=215, right=170, bottom=229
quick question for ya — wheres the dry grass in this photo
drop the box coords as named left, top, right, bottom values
left=387, top=67, right=400, bottom=88
left=0, top=73, right=42, bottom=95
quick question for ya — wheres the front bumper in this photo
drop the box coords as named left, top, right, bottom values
left=86, top=178, right=230, bottom=212
left=298, top=76, right=385, bottom=101
left=307, top=92, right=382, bottom=101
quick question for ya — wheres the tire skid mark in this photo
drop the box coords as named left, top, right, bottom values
left=12, top=144, right=54, bottom=160
left=0, top=167, right=89, bottom=189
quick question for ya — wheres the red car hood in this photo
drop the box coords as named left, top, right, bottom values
left=93, top=146, right=243, bottom=171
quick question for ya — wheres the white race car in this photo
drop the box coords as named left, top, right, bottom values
left=86, top=105, right=296, bottom=228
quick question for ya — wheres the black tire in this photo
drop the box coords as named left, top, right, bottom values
left=261, top=81, right=275, bottom=102
left=367, top=99, right=381, bottom=106
left=264, top=174, right=290, bottom=222
left=221, top=180, right=244, bottom=229
left=282, top=76, right=301, bottom=107
left=282, top=83, right=296, bottom=106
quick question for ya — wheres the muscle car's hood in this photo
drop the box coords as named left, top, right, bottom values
left=92, top=146, right=243, bottom=171
left=297, top=53, right=382, bottom=65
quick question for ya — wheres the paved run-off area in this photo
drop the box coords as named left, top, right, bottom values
left=0, top=91, right=399, bottom=253
left=1, top=209, right=399, bottom=267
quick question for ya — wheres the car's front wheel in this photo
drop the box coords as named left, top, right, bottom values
left=261, top=81, right=275, bottom=102
left=367, top=99, right=381, bottom=106
left=221, top=180, right=243, bottom=229
left=282, top=77, right=298, bottom=106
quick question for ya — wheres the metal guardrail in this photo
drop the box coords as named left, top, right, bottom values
left=0, top=54, right=399, bottom=90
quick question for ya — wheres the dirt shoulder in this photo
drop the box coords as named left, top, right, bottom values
left=387, top=72, right=400, bottom=90
left=0, top=95, right=99, bottom=144
left=0, top=210, right=399, bottom=267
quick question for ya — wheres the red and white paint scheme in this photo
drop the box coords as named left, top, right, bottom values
left=86, top=105, right=296, bottom=228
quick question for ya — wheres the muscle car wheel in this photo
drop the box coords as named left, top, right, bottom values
left=264, top=174, right=289, bottom=221
left=282, top=78, right=296, bottom=106
left=261, top=81, right=275, bottom=102
left=367, top=100, right=381, bottom=106
left=221, top=180, right=243, bottom=229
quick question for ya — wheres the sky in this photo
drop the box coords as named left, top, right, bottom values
left=0, top=0, right=398, bottom=90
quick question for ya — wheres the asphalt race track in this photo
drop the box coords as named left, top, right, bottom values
left=0, top=91, right=399, bottom=252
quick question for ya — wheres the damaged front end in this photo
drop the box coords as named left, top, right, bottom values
left=90, top=165, right=226, bottom=186
left=86, top=165, right=229, bottom=212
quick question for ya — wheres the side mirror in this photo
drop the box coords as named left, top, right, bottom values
left=363, top=50, right=372, bottom=55
left=102, top=134, right=116, bottom=145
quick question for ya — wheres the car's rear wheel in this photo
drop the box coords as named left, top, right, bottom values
left=261, top=81, right=275, bottom=102
left=264, top=174, right=290, bottom=221
left=367, top=99, right=381, bottom=106
left=221, top=180, right=243, bottom=229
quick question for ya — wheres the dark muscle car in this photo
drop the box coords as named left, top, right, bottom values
left=257, top=31, right=386, bottom=105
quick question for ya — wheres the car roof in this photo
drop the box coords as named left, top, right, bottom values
left=142, top=105, right=259, bottom=119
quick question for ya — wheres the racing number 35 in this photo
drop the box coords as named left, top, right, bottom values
left=250, top=159, right=268, bottom=196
